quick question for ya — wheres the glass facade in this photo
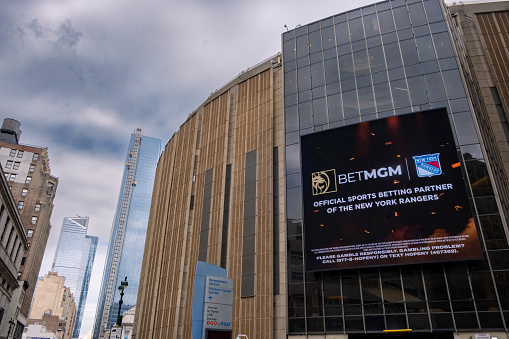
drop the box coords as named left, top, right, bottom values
left=93, top=132, right=161, bottom=339
left=51, top=217, right=98, bottom=338
left=283, top=0, right=509, bottom=334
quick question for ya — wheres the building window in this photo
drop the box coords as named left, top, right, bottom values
left=33, top=153, right=39, bottom=161
left=9, top=150, right=16, bottom=157
left=17, top=201, right=24, bottom=209
left=27, top=230, right=33, bottom=238
left=13, top=162, right=20, bottom=170
left=17, top=150, right=24, bottom=158
left=16, top=272, right=21, bottom=280
left=31, top=216, right=37, bottom=224
left=20, top=257, right=25, bottom=266
left=21, top=188, right=28, bottom=197
left=5, top=160, right=12, bottom=169
left=4, top=173, right=8, bottom=180
left=29, top=164, right=35, bottom=172
left=34, top=203, right=41, bottom=212
left=25, top=176, right=31, bottom=184
left=9, top=174, right=16, bottom=182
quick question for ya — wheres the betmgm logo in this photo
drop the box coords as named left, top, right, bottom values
left=312, top=169, right=337, bottom=195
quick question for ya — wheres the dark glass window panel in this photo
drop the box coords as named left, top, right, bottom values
left=286, top=144, right=300, bottom=175
left=288, top=318, right=305, bottom=333
left=286, top=93, right=298, bottom=107
left=393, top=6, right=411, bottom=29
left=357, top=74, right=372, bottom=88
left=397, top=28, right=414, bottom=41
left=461, top=144, right=483, bottom=160
left=310, top=52, right=323, bottom=64
left=344, top=316, right=364, bottom=332
left=338, top=44, right=352, bottom=57
left=342, top=78, right=356, bottom=92
left=324, top=59, right=340, bottom=84
left=299, top=90, right=312, bottom=104
left=378, top=10, right=396, bottom=33
left=334, top=13, right=347, bottom=23
left=475, top=299, right=499, bottom=311
left=386, top=314, right=407, bottom=330
left=423, top=72, right=446, bottom=102
left=342, top=272, right=361, bottom=304
left=384, top=303, right=405, bottom=313
left=488, top=250, right=509, bottom=270
left=451, top=300, right=475, bottom=312
left=287, top=219, right=302, bottom=237
left=327, top=81, right=341, bottom=95
left=430, top=313, right=454, bottom=330
left=322, top=17, right=333, bottom=27
left=400, top=39, right=420, bottom=65
left=284, top=39, right=296, bottom=61
left=391, top=79, right=411, bottom=108
left=306, top=281, right=324, bottom=316
left=338, top=54, right=355, bottom=79
left=381, top=269, right=404, bottom=303
left=406, top=302, right=428, bottom=313
left=335, top=22, right=350, bottom=46
left=288, top=265, right=304, bottom=283
left=353, top=50, right=370, bottom=75
left=454, top=312, right=479, bottom=330
left=402, top=268, right=426, bottom=300
left=444, top=264, right=472, bottom=301
left=364, top=303, right=383, bottom=314
left=389, top=67, right=405, bottom=81
left=297, top=56, right=309, bottom=68
left=377, top=2, right=391, bottom=11
left=368, top=46, right=385, bottom=72
left=358, top=87, right=376, bottom=115
left=299, top=102, right=313, bottom=128
left=367, top=35, right=382, bottom=48
left=309, top=30, right=322, bottom=54
left=430, top=21, right=447, bottom=34
left=327, top=93, right=343, bottom=122
left=365, top=315, right=384, bottom=331
left=345, top=116, right=361, bottom=126
left=421, top=60, right=440, bottom=73
left=285, top=105, right=298, bottom=132
left=478, top=311, right=504, bottom=329
left=344, top=304, right=362, bottom=316
left=295, top=25, right=307, bottom=37
left=309, top=22, right=320, bottom=33
left=465, top=160, right=494, bottom=197
left=433, top=32, right=455, bottom=59
left=479, top=215, right=508, bottom=250
left=298, top=66, right=311, bottom=91
left=285, top=60, right=297, bottom=72
left=241, top=273, right=254, bottom=297
left=372, top=70, right=388, bottom=84
left=424, top=271, right=449, bottom=301
left=351, top=40, right=366, bottom=52
left=349, top=18, right=365, bottom=42
left=384, top=42, right=403, bottom=69
left=374, top=82, right=393, bottom=111
left=382, top=31, right=398, bottom=44
left=471, top=271, right=497, bottom=301
left=391, top=0, right=406, bottom=7
left=296, top=35, right=309, bottom=58
left=343, top=90, right=359, bottom=119
left=311, top=62, right=325, bottom=87
left=453, top=112, right=478, bottom=145
left=363, top=14, right=380, bottom=38
left=283, top=31, right=294, bottom=42
left=322, top=26, right=336, bottom=50
left=429, top=301, right=451, bottom=313
left=408, top=2, right=428, bottom=26
left=313, top=97, right=328, bottom=126
left=416, top=35, right=436, bottom=62
left=307, top=317, right=324, bottom=333
left=407, top=76, right=428, bottom=105
left=362, top=5, right=376, bottom=15
left=439, top=57, right=458, bottom=72
left=424, top=0, right=444, bottom=23
left=286, top=172, right=300, bottom=188
left=325, top=317, right=344, bottom=331
left=442, top=70, right=465, bottom=99
left=312, top=86, right=326, bottom=100
left=287, top=235, right=303, bottom=267
left=494, top=271, right=509, bottom=299
left=285, top=70, right=297, bottom=96
left=348, top=9, right=361, bottom=19
left=408, top=314, right=430, bottom=329
left=323, top=48, right=337, bottom=60
left=414, top=24, right=431, bottom=37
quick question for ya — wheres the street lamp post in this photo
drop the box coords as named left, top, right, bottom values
left=116, top=277, right=128, bottom=326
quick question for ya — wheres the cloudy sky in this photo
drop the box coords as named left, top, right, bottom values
left=0, top=0, right=483, bottom=336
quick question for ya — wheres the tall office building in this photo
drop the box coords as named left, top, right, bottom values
left=133, top=1, right=509, bottom=338
left=93, top=129, right=161, bottom=339
left=51, top=216, right=98, bottom=338
left=0, top=118, right=58, bottom=338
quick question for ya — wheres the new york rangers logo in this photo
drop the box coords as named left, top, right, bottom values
left=413, top=153, right=442, bottom=177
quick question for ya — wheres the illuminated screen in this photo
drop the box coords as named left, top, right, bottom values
left=301, top=108, right=483, bottom=272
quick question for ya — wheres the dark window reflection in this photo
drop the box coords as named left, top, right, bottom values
left=430, top=313, right=454, bottom=330
left=479, top=215, right=509, bottom=250
left=378, top=10, right=396, bottom=33
left=408, top=313, right=431, bottom=329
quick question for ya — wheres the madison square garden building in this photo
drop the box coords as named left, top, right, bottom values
left=133, top=0, right=509, bottom=338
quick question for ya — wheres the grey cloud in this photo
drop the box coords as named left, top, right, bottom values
left=27, top=19, right=44, bottom=38
left=55, top=19, right=82, bottom=52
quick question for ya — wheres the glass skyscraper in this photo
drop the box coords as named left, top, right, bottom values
left=93, top=129, right=161, bottom=339
left=51, top=216, right=98, bottom=338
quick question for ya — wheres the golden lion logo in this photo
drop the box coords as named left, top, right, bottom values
left=312, top=170, right=337, bottom=195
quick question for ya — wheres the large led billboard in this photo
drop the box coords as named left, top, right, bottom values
left=301, top=108, right=483, bottom=271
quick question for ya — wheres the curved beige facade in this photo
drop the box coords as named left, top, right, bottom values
left=134, top=54, right=286, bottom=339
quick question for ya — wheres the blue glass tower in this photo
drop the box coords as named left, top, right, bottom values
left=51, top=217, right=98, bottom=338
left=93, top=129, right=161, bottom=339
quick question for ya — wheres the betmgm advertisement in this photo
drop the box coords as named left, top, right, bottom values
left=301, top=108, right=483, bottom=272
